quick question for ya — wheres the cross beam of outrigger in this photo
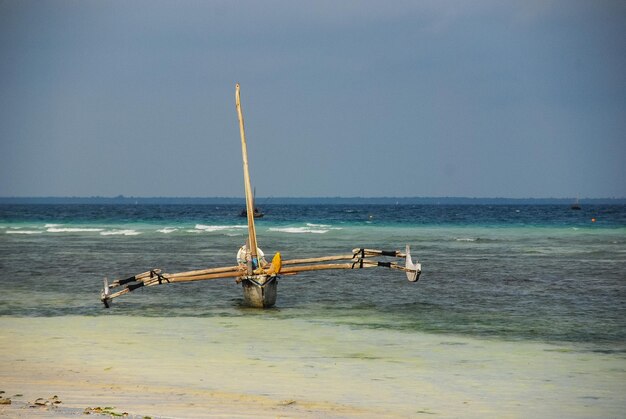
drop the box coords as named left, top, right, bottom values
left=100, top=84, right=422, bottom=308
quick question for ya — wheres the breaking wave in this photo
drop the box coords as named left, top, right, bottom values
left=157, top=227, right=178, bottom=234
left=6, top=230, right=43, bottom=235
left=455, top=237, right=479, bottom=242
left=47, top=227, right=105, bottom=233
left=194, top=224, right=248, bottom=232
left=268, top=222, right=344, bottom=234
left=269, top=227, right=328, bottom=234
left=100, top=229, right=141, bottom=236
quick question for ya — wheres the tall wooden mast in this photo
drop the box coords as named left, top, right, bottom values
left=235, top=83, right=258, bottom=273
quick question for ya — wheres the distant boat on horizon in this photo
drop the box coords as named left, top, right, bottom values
left=571, top=198, right=581, bottom=210
left=240, top=187, right=264, bottom=218
left=240, top=206, right=264, bottom=218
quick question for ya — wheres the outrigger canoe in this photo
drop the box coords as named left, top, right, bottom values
left=101, top=84, right=421, bottom=309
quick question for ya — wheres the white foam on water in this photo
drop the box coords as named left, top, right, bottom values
left=44, top=223, right=62, bottom=228
left=47, top=227, right=104, bottom=233
left=194, top=224, right=247, bottom=232
left=100, top=229, right=141, bottom=236
left=157, top=227, right=178, bottom=234
left=6, top=230, right=43, bottom=234
left=269, top=226, right=329, bottom=234
left=268, top=222, right=343, bottom=235
left=455, top=237, right=478, bottom=242
left=306, top=223, right=331, bottom=228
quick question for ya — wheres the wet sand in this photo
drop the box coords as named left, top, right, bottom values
left=1, top=316, right=624, bottom=418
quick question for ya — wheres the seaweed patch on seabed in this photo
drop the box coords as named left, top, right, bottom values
left=0, top=393, right=150, bottom=418
left=83, top=406, right=132, bottom=417
left=0, top=394, right=64, bottom=414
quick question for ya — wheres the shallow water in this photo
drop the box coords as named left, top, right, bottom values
left=1, top=315, right=624, bottom=418
left=1, top=203, right=625, bottom=416
left=1, top=204, right=624, bottom=350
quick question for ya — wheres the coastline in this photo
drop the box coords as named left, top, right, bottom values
left=1, top=316, right=624, bottom=418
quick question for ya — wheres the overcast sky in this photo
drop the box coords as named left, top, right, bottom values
left=1, top=0, right=624, bottom=198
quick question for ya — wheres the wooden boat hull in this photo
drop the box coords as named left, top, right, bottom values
left=241, top=275, right=277, bottom=308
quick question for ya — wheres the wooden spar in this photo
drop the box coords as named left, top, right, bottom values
left=150, top=270, right=242, bottom=284
left=280, top=250, right=411, bottom=266
left=278, top=263, right=354, bottom=273
left=109, top=270, right=160, bottom=288
left=165, top=265, right=241, bottom=279
left=107, top=250, right=416, bottom=286
left=281, top=254, right=359, bottom=265
left=258, top=261, right=403, bottom=276
left=113, top=258, right=368, bottom=290
left=235, top=263, right=381, bottom=283
left=235, top=83, right=258, bottom=273
left=107, top=263, right=349, bottom=299
left=108, top=265, right=241, bottom=288
left=106, top=269, right=245, bottom=300
left=355, top=248, right=408, bottom=258
left=157, top=251, right=413, bottom=280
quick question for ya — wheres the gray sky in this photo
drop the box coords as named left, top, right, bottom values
left=1, top=0, right=624, bottom=198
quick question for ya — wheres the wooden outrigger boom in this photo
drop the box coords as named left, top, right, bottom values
left=100, top=84, right=421, bottom=308
left=102, top=246, right=420, bottom=308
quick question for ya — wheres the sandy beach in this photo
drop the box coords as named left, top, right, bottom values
left=1, top=315, right=624, bottom=418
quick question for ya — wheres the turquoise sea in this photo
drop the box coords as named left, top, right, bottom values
left=1, top=203, right=624, bottom=351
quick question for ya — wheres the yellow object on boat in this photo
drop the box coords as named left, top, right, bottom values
left=267, top=252, right=282, bottom=275
left=252, top=252, right=281, bottom=275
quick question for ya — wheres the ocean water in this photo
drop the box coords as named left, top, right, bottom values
left=1, top=203, right=624, bottom=351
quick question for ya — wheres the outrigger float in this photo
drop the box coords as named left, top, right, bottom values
left=100, top=84, right=421, bottom=309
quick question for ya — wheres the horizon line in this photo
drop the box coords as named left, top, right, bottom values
left=1, top=195, right=625, bottom=201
